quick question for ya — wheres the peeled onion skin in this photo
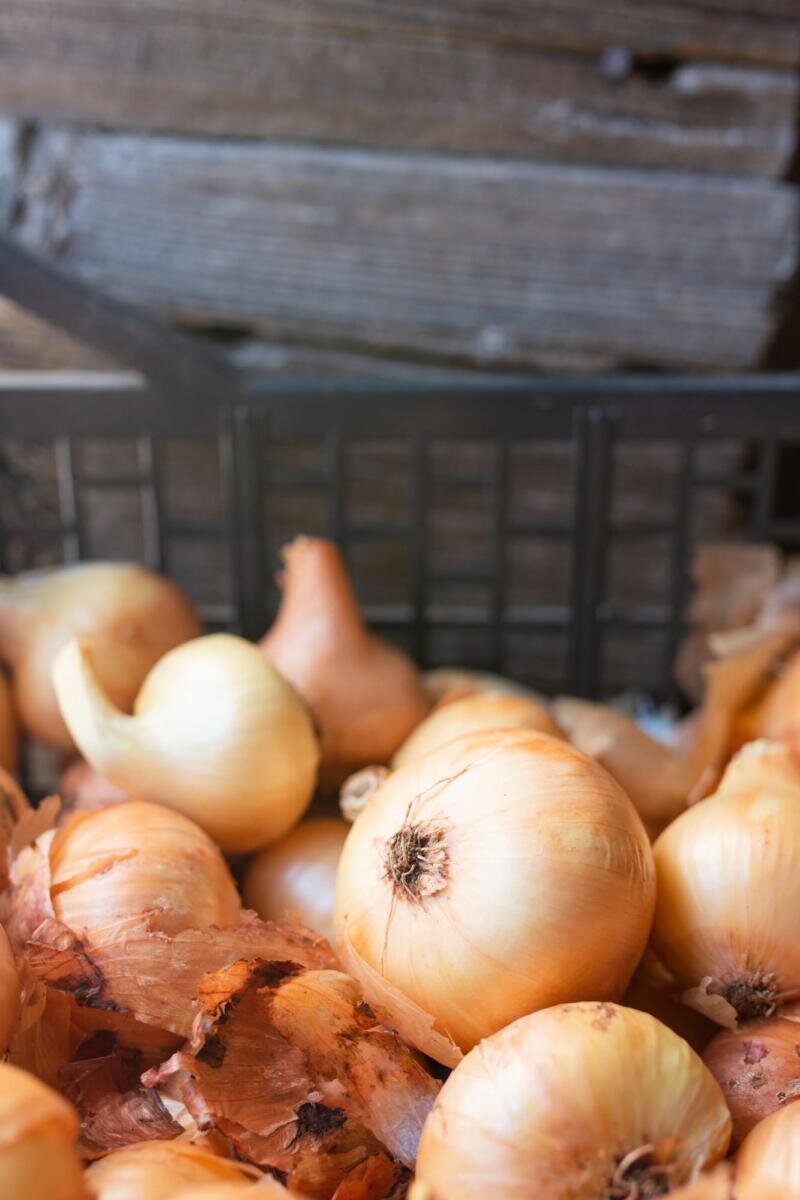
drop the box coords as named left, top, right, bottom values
left=260, top=537, right=430, bottom=788
left=652, top=741, right=800, bottom=1029
left=0, top=562, right=200, bottom=752
left=0, top=1062, right=88, bottom=1200
left=736, top=1099, right=800, bottom=1198
left=85, top=1139, right=255, bottom=1200
left=335, top=729, right=655, bottom=1058
left=0, top=925, right=19, bottom=1055
left=415, top=1003, right=731, bottom=1200
left=52, top=633, right=320, bottom=853
left=243, top=817, right=348, bottom=945
left=391, top=692, right=563, bottom=769
left=0, top=668, right=19, bottom=772
left=703, top=1009, right=800, bottom=1147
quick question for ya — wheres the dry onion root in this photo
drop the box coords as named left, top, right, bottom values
left=414, top=1002, right=731, bottom=1200
left=243, top=817, right=349, bottom=945
left=0, top=1061, right=88, bottom=1200
left=52, top=633, right=319, bottom=852
left=653, top=740, right=800, bottom=1029
left=335, top=729, right=655, bottom=1060
left=0, top=562, right=200, bottom=752
left=736, top=1100, right=800, bottom=1198
left=0, top=668, right=19, bottom=772
left=85, top=1139, right=257, bottom=1200
left=260, top=537, right=430, bottom=788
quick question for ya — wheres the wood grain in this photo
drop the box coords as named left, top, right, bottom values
left=6, top=128, right=797, bottom=372
left=0, top=3, right=795, bottom=174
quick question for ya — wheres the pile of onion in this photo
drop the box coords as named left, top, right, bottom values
left=0, top=1062, right=87, bottom=1200
left=335, top=728, right=655, bottom=1060
left=414, top=1003, right=731, bottom=1199
left=261, top=537, right=430, bottom=787
left=0, top=562, right=200, bottom=751
left=53, top=633, right=319, bottom=852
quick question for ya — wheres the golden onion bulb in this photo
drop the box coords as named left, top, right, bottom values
left=736, top=1100, right=800, bottom=1199
left=85, top=1139, right=254, bottom=1200
left=0, top=1062, right=87, bottom=1200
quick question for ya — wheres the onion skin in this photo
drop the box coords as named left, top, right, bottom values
left=0, top=1062, right=88, bottom=1200
left=391, top=692, right=563, bottom=769
left=243, top=817, right=348, bottom=944
left=415, top=1002, right=731, bottom=1200
left=53, top=634, right=320, bottom=853
left=623, top=950, right=716, bottom=1055
left=261, top=537, right=430, bottom=787
left=0, top=562, right=200, bottom=752
left=736, top=1100, right=800, bottom=1199
left=0, top=669, right=19, bottom=772
left=58, top=760, right=132, bottom=814
left=335, top=729, right=655, bottom=1058
left=0, top=925, right=19, bottom=1055
left=653, top=740, right=800, bottom=1026
left=703, top=1010, right=800, bottom=1146
left=85, top=1139, right=254, bottom=1200
left=50, top=800, right=241, bottom=944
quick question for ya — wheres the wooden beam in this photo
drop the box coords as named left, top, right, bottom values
left=0, top=3, right=795, bottom=174
left=6, top=129, right=797, bottom=372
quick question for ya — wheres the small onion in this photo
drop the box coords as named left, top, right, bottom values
left=0, top=924, right=19, bottom=1055
left=415, top=1002, right=731, bottom=1200
left=50, top=800, right=241, bottom=944
left=653, top=740, right=800, bottom=1026
left=0, top=1062, right=87, bottom=1200
left=703, top=1007, right=800, bottom=1146
left=53, top=633, right=320, bottom=852
left=736, top=1100, right=800, bottom=1199
left=391, top=691, right=563, bottom=769
left=243, top=817, right=348, bottom=944
left=335, top=729, right=655, bottom=1059
left=85, top=1140, right=255, bottom=1200
left=0, top=668, right=19, bottom=772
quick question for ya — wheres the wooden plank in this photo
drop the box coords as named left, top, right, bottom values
left=0, top=4, right=795, bottom=173
left=7, top=129, right=797, bottom=372
left=0, top=298, right=122, bottom=370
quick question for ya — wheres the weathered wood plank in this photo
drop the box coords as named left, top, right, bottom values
left=6, top=130, right=797, bottom=372
left=0, top=3, right=795, bottom=174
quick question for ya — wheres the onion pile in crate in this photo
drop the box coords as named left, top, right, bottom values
left=1, top=539, right=800, bottom=1199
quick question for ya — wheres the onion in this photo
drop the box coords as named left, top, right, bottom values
left=0, top=668, right=19, bottom=772
left=736, top=1100, right=800, bottom=1198
left=414, top=1002, right=730, bottom=1200
left=653, top=740, right=800, bottom=1027
left=622, top=949, right=715, bottom=1055
left=734, top=647, right=800, bottom=748
left=667, top=1167, right=734, bottom=1200
left=171, top=1186, right=294, bottom=1200
left=58, top=760, right=132, bottom=814
left=260, top=537, right=429, bottom=787
left=0, top=924, right=19, bottom=1055
left=53, top=634, right=319, bottom=852
left=335, top=729, right=655, bottom=1060
left=421, top=667, right=544, bottom=707
left=0, top=562, right=200, bottom=752
left=243, top=817, right=348, bottom=944
left=0, top=1062, right=87, bottom=1200
left=85, top=1139, right=256, bottom=1200
left=703, top=1006, right=800, bottom=1146
left=391, top=692, right=563, bottom=769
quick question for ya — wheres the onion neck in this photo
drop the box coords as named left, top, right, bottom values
left=266, top=537, right=366, bottom=648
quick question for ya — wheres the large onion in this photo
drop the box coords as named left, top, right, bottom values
left=335, top=729, right=655, bottom=1060
left=260, top=537, right=430, bottom=787
left=49, top=800, right=241, bottom=944
left=0, top=562, right=200, bottom=751
left=0, top=925, right=19, bottom=1055
left=736, top=1100, right=800, bottom=1198
left=653, top=740, right=800, bottom=1026
left=243, top=817, right=348, bottom=944
left=0, top=1062, right=87, bottom=1200
left=85, top=1140, right=255, bottom=1200
left=391, top=692, right=562, bottom=769
left=53, top=634, right=319, bottom=852
left=0, top=668, right=19, bottom=772
left=414, top=1002, right=730, bottom=1200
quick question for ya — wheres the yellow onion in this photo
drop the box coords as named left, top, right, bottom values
left=391, top=692, right=563, bottom=769
left=421, top=667, right=545, bottom=707
left=50, top=800, right=241, bottom=944
left=243, top=817, right=348, bottom=945
left=736, top=1101, right=800, bottom=1198
left=53, top=634, right=319, bottom=852
left=85, top=1139, right=256, bottom=1200
left=0, top=668, right=19, bottom=772
left=703, top=1006, right=800, bottom=1146
left=734, top=647, right=800, bottom=749
left=58, top=760, right=132, bottom=814
left=0, top=562, right=200, bottom=752
left=0, top=924, right=19, bottom=1055
left=335, top=729, right=655, bottom=1060
left=415, top=1002, right=730, bottom=1200
left=653, top=740, right=800, bottom=1027
left=0, top=1062, right=87, bottom=1199
left=260, top=537, right=430, bottom=787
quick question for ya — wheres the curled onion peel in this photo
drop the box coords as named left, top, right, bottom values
left=0, top=1062, right=88, bottom=1200
left=415, top=1002, right=730, bottom=1200
left=335, top=729, right=655, bottom=1059
left=736, top=1100, right=800, bottom=1198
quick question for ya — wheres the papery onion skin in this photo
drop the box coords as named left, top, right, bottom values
left=85, top=1140, right=255, bottom=1200
left=703, top=1008, right=800, bottom=1146
left=243, top=817, right=348, bottom=945
left=53, top=634, right=320, bottom=853
left=0, top=1062, right=88, bottom=1200
left=391, top=692, right=563, bottom=769
left=0, top=924, right=19, bottom=1055
left=0, top=562, right=200, bottom=752
left=50, top=800, right=241, bottom=944
left=335, top=729, right=655, bottom=1057
left=415, top=1002, right=731, bottom=1200
left=653, top=740, right=800, bottom=1025
left=260, top=537, right=430, bottom=787
left=58, top=760, right=132, bottom=815
left=736, top=1099, right=800, bottom=1199
left=0, top=668, right=19, bottom=772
